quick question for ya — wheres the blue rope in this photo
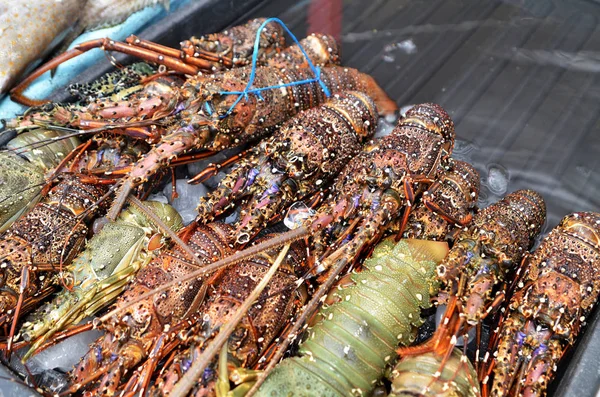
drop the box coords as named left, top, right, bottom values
left=218, top=17, right=331, bottom=118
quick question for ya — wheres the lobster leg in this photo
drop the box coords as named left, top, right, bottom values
left=6, top=264, right=33, bottom=359
left=424, top=198, right=473, bottom=226
left=11, top=38, right=200, bottom=107
left=125, top=35, right=227, bottom=69
left=196, top=162, right=257, bottom=223
left=120, top=334, right=178, bottom=397
left=108, top=118, right=214, bottom=221
left=188, top=148, right=252, bottom=184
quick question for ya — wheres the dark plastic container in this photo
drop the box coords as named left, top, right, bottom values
left=4, top=0, right=600, bottom=395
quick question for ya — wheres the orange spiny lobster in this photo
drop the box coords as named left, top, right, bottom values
left=396, top=189, right=546, bottom=391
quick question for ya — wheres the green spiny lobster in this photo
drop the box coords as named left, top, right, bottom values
left=18, top=200, right=183, bottom=361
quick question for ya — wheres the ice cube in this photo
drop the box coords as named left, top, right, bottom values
left=147, top=192, right=169, bottom=204
left=374, top=115, right=397, bottom=138
left=164, top=179, right=209, bottom=225
left=24, top=329, right=103, bottom=373
left=486, top=164, right=509, bottom=195
left=0, top=364, right=40, bottom=396
left=284, top=202, right=315, bottom=230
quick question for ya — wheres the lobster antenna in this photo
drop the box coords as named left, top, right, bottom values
left=246, top=254, right=353, bottom=397
left=32, top=118, right=163, bottom=137
left=0, top=183, right=46, bottom=205
left=97, top=226, right=309, bottom=324
left=0, top=129, right=92, bottom=155
left=0, top=118, right=165, bottom=157
left=169, top=243, right=292, bottom=397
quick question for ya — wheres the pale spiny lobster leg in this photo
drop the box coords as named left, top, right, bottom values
left=188, top=149, right=252, bottom=184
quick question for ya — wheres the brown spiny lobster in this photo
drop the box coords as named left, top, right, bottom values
left=485, top=212, right=600, bottom=397
left=397, top=190, right=546, bottom=378
left=8, top=24, right=394, bottom=221
left=300, top=102, right=454, bottom=275
left=0, top=175, right=108, bottom=343
left=195, top=90, right=378, bottom=244
left=64, top=222, right=308, bottom=397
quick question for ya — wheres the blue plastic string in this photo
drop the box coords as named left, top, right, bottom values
left=218, top=17, right=331, bottom=118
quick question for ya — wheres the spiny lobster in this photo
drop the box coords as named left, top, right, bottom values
left=63, top=222, right=307, bottom=397
left=397, top=190, right=546, bottom=372
left=195, top=90, right=378, bottom=244
left=390, top=348, right=480, bottom=397
left=18, top=200, right=183, bottom=361
left=0, top=175, right=108, bottom=344
left=486, top=212, right=600, bottom=397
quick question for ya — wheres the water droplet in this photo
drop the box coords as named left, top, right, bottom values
left=284, top=202, right=315, bottom=230
left=486, top=164, right=509, bottom=195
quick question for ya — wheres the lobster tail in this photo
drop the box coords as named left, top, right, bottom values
left=390, top=348, right=480, bottom=397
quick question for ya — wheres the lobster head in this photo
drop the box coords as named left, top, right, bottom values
left=186, top=71, right=266, bottom=151
left=476, top=189, right=546, bottom=270
left=181, top=18, right=285, bottom=69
